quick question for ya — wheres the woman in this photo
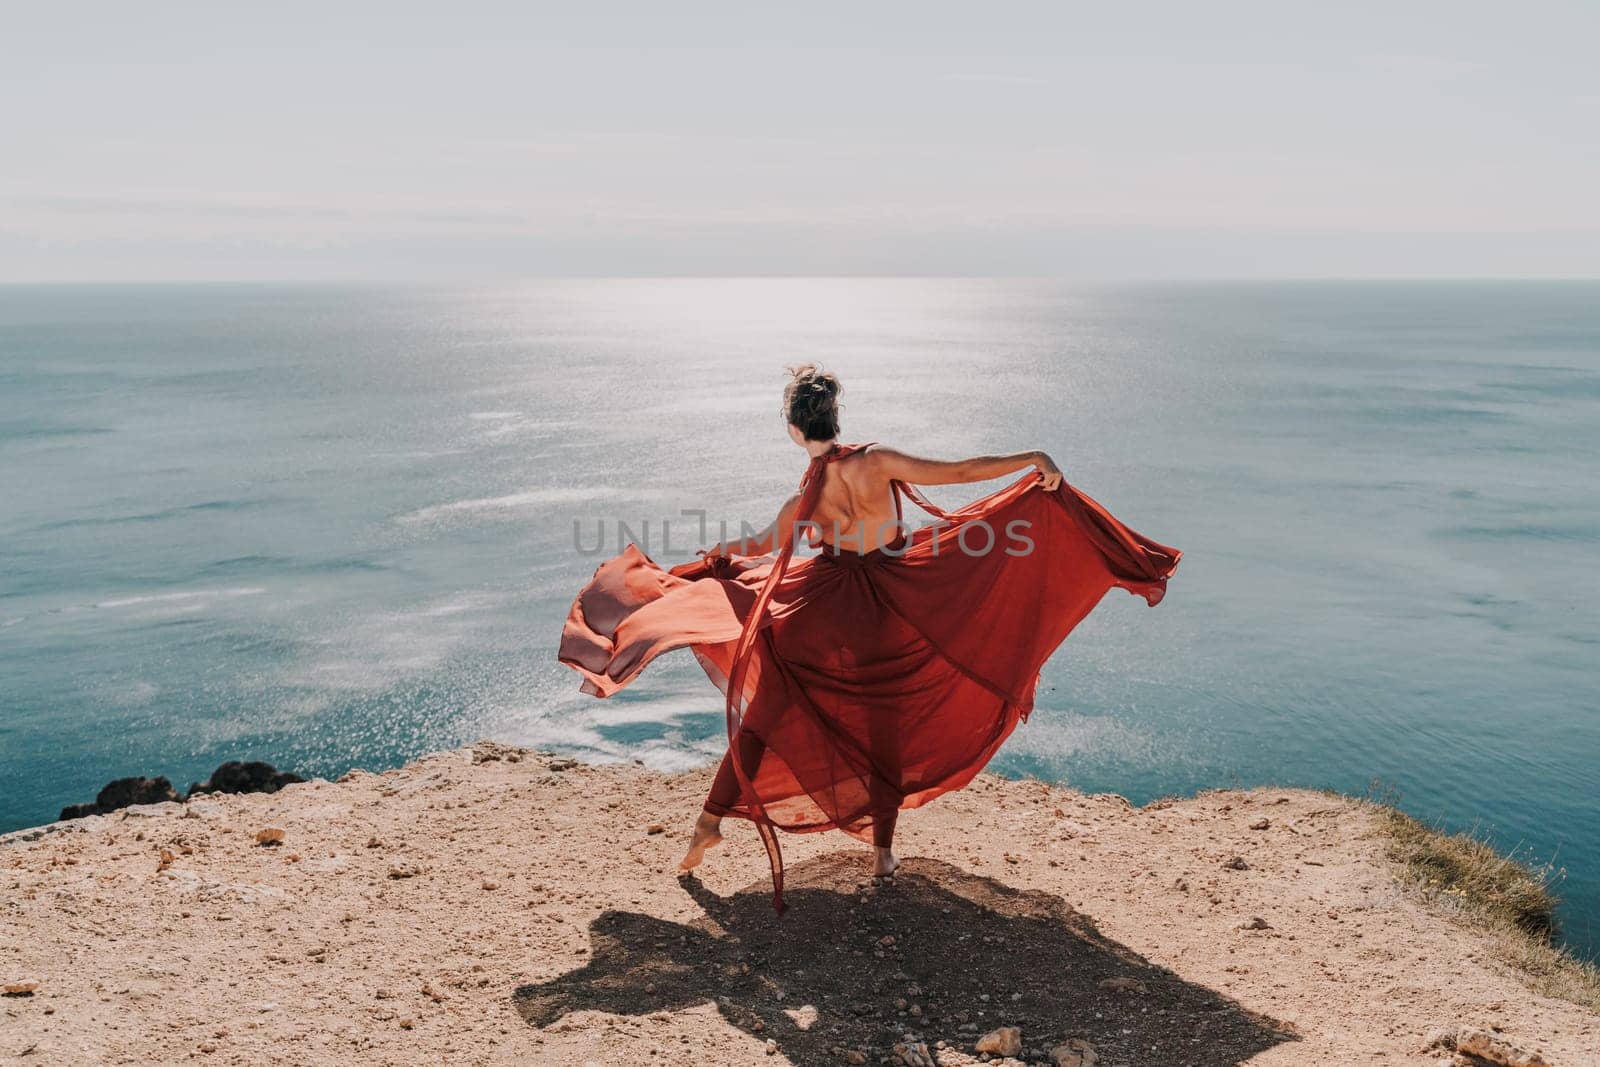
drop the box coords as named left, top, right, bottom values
left=560, top=364, right=1180, bottom=910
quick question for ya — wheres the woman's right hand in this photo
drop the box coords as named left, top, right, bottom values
left=1033, top=452, right=1063, bottom=491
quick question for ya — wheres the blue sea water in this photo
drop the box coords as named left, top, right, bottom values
left=1, top=279, right=1597, bottom=954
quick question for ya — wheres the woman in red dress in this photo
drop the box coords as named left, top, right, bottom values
left=560, top=365, right=1180, bottom=911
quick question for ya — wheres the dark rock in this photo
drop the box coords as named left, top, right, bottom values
left=186, top=760, right=304, bottom=799
left=58, top=776, right=182, bottom=821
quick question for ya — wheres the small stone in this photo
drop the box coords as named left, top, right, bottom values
left=1096, top=976, right=1146, bottom=993
left=387, top=864, right=421, bottom=879
left=765, top=1038, right=778, bottom=1055
left=1421, top=1027, right=1458, bottom=1052
left=548, top=757, right=579, bottom=772
left=646, top=824, right=666, bottom=835
left=1454, top=1028, right=1549, bottom=1067
left=254, top=828, right=285, bottom=847
left=844, top=1052, right=868, bottom=1065
left=366, top=836, right=383, bottom=849
left=481, top=880, right=500, bottom=891
left=975, top=1026, right=1022, bottom=1057
left=783, top=1004, right=818, bottom=1031
left=398, top=1018, right=415, bottom=1030
left=891, top=1040, right=935, bottom=1067
left=1249, top=818, right=1271, bottom=830
left=1240, top=916, right=1271, bottom=931
left=471, top=741, right=524, bottom=764
left=3, top=981, right=39, bottom=996
left=1223, top=855, right=1249, bottom=870
left=1050, top=1037, right=1098, bottom=1067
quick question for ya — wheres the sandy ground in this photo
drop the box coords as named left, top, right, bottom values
left=1, top=743, right=1593, bottom=1066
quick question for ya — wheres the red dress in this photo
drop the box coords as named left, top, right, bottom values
left=560, top=443, right=1181, bottom=911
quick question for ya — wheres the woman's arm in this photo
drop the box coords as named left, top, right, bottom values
left=703, top=491, right=803, bottom=558
left=870, top=446, right=1063, bottom=491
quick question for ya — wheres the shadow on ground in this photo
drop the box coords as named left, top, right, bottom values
left=513, top=852, right=1295, bottom=1065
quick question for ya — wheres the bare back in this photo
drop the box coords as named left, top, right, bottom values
left=805, top=446, right=902, bottom=554
left=710, top=441, right=1056, bottom=563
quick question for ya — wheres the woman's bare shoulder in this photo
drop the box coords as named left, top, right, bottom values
left=857, top=442, right=906, bottom=463
left=856, top=442, right=916, bottom=471
left=852, top=441, right=894, bottom=469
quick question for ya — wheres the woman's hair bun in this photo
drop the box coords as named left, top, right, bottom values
left=782, top=363, right=843, bottom=441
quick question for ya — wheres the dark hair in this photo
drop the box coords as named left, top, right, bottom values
left=782, top=363, right=842, bottom=441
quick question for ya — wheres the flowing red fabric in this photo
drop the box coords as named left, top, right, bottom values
left=559, top=444, right=1181, bottom=911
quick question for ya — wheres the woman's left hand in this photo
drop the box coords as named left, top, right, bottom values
left=1033, top=452, right=1064, bottom=491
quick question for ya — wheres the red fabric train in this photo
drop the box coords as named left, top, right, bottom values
left=560, top=443, right=1181, bottom=911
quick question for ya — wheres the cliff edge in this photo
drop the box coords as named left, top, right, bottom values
left=2, top=744, right=1593, bottom=1065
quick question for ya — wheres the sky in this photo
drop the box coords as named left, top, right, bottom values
left=3, top=1, right=1598, bottom=280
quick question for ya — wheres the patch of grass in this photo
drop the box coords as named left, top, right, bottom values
left=1379, top=806, right=1558, bottom=938
left=1374, top=802, right=1600, bottom=1014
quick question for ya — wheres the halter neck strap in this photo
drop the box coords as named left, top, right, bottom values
left=815, top=440, right=871, bottom=464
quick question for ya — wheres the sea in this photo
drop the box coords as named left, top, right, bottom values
left=2, top=279, right=1596, bottom=955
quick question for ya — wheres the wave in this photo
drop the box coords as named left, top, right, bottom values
left=396, top=487, right=658, bottom=524
left=1432, top=523, right=1600, bottom=544
left=273, top=590, right=510, bottom=695
left=31, top=498, right=275, bottom=532
left=93, top=587, right=266, bottom=609
left=203, top=555, right=390, bottom=575
left=0, top=424, right=116, bottom=442
left=1485, top=375, right=1600, bottom=400
left=489, top=702, right=726, bottom=775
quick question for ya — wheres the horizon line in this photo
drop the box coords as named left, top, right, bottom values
left=5, top=274, right=1600, bottom=286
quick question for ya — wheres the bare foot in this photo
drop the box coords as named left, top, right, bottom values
left=679, top=812, right=723, bottom=872
left=872, top=847, right=899, bottom=878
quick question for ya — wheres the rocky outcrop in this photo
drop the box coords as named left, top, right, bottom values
left=57, top=760, right=304, bottom=821
left=186, top=760, right=303, bottom=798
left=59, top=776, right=181, bottom=820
